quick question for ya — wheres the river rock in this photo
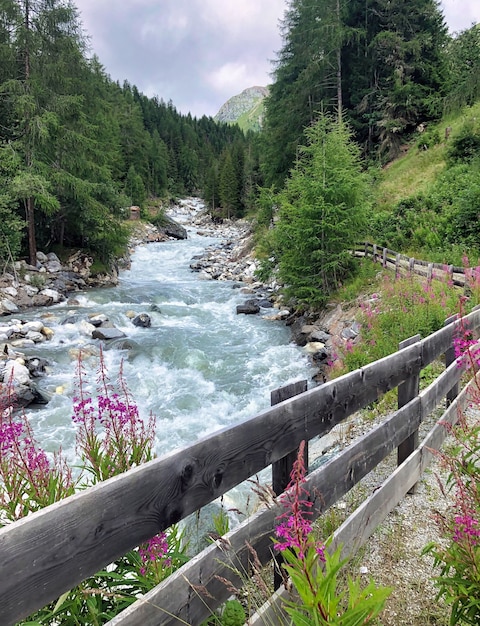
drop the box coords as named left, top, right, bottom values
left=79, top=320, right=96, bottom=336
left=69, top=345, right=100, bottom=360
left=41, top=326, right=55, bottom=340
left=22, top=321, right=45, bottom=333
left=25, top=357, right=49, bottom=377
left=61, top=314, right=84, bottom=325
left=132, top=313, right=151, bottom=328
left=160, top=214, right=188, bottom=240
left=32, top=294, right=55, bottom=307
left=3, top=359, right=31, bottom=385
left=236, top=302, right=260, bottom=315
left=89, top=313, right=109, bottom=326
left=39, top=288, right=63, bottom=303
left=1, top=298, right=19, bottom=314
left=26, top=331, right=46, bottom=343
left=92, top=327, right=127, bottom=340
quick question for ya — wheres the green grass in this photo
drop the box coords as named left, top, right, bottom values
left=374, top=101, right=480, bottom=212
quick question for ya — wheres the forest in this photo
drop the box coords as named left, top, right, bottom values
left=1, top=0, right=480, bottom=307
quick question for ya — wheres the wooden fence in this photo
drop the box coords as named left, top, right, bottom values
left=2, top=308, right=480, bottom=625
left=354, top=242, right=471, bottom=287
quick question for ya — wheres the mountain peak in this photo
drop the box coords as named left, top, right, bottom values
left=214, top=86, right=269, bottom=131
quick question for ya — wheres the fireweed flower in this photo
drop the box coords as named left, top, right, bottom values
left=275, top=440, right=325, bottom=561
left=453, top=514, right=480, bottom=545
left=139, top=533, right=170, bottom=576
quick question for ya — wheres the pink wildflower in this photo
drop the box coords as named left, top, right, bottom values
left=139, top=533, right=170, bottom=576
left=275, top=441, right=324, bottom=560
left=453, top=514, right=480, bottom=545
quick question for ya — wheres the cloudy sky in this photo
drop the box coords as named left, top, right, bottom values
left=74, top=0, right=480, bottom=119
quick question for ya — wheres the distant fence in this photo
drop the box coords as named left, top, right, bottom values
left=354, top=242, right=470, bottom=287
left=2, top=308, right=480, bottom=625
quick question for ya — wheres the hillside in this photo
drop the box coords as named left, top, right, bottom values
left=214, top=86, right=268, bottom=132
left=369, top=101, right=480, bottom=265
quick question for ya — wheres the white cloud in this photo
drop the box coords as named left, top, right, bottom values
left=74, top=0, right=480, bottom=118
left=207, top=62, right=251, bottom=93
left=441, top=0, right=480, bottom=32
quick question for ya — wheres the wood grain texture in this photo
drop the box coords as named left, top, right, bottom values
left=249, top=382, right=473, bottom=624
left=3, top=307, right=480, bottom=624
left=106, top=398, right=423, bottom=625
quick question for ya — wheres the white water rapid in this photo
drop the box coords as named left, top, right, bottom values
left=20, top=202, right=313, bottom=499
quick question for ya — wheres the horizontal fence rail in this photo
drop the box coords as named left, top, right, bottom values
left=2, top=308, right=480, bottom=624
left=354, top=242, right=469, bottom=287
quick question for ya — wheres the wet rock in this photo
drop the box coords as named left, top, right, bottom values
left=4, top=359, right=31, bottom=385
left=25, top=357, right=49, bottom=377
left=1, top=298, right=19, bottom=314
left=92, top=327, right=127, bottom=341
left=132, top=313, right=152, bottom=328
left=61, top=315, right=84, bottom=325
left=236, top=302, right=260, bottom=315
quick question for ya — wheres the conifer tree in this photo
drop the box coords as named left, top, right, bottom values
left=272, top=114, right=368, bottom=305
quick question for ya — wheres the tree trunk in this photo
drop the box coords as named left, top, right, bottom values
left=336, top=0, right=343, bottom=124
left=26, top=197, right=37, bottom=266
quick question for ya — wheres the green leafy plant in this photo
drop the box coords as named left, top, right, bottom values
left=423, top=315, right=480, bottom=625
left=274, top=441, right=391, bottom=624
left=0, top=352, right=188, bottom=624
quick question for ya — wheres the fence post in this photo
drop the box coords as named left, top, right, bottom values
left=427, top=263, right=433, bottom=283
left=447, top=265, right=454, bottom=285
left=373, top=244, right=378, bottom=263
left=409, top=257, right=415, bottom=273
left=397, top=334, right=421, bottom=493
left=445, top=313, right=459, bottom=406
left=271, top=379, right=308, bottom=589
left=382, top=247, right=387, bottom=268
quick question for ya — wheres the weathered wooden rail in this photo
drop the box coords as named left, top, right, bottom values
left=354, top=242, right=471, bottom=287
left=1, top=308, right=480, bottom=625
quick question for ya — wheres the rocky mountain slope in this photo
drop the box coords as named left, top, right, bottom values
left=214, top=86, right=268, bottom=132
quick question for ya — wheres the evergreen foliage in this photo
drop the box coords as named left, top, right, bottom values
left=263, top=0, right=448, bottom=185
left=270, top=115, right=368, bottom=306
left=0, top=1, right=250, bottom=267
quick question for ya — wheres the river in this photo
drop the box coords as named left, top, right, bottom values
left=20, top=201, right=314, bottom=503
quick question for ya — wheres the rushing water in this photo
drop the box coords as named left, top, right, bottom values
left=21, top=203, right=314, bottom=493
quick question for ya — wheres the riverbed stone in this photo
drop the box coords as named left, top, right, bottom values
left=1, top=298, right=18, bottom=313
left=22, top=321, right=45, bottom=333
left=26, top=331, right=46, bottom=343
left=39, top=288, right=63, bottom=303
left=132, top=313, right=152, bottom=328
left=4, top=359, right=31, bottom=385
left=92, top=327, right=127, bottom=340
left=236, top=302, right=260, bottom=315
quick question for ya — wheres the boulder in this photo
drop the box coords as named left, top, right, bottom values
left=22, top=321, right=44, bottom=333
left=25, top=357, right=49, bottom=377
left=39, top=288, right=63, bottom=303
left=1, top=299, right=19, bottom=314
left=132, top=313, right=152, bottom=328
left=160, top=215, right=188, bottom=240
left=92, top=327, right=127, bottom=341
left=3, top=359, right=31, bottom=385
left=236, top=302, right=260, bottom=315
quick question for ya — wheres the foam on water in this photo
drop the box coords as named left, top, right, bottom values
left=22, top=217, right=313, bottom=511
